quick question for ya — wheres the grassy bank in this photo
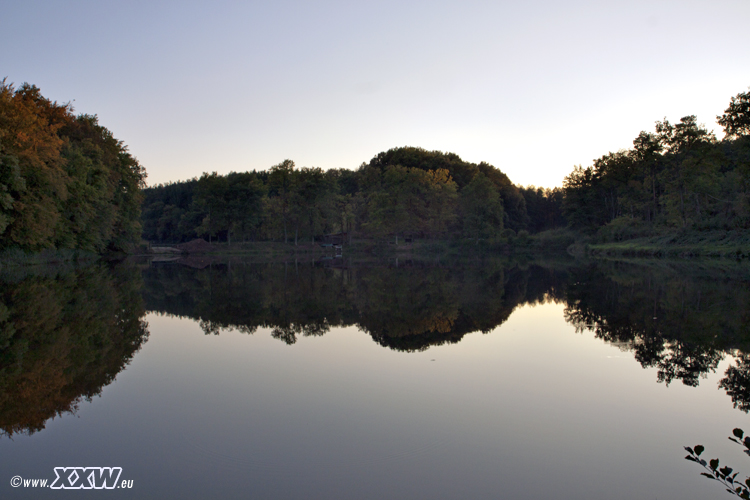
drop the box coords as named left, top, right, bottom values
left=587, top=230, right=750, bottom=258
left=147, top=230, right=581, bottom=260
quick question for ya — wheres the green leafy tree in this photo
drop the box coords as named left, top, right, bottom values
left=225, top=172, right=266, bottom=243
left=291, top=167, right=333, bottom=245
left=460, top=173, right=504, bottom=242
left=268, top=159, right=295, bottom=243
left=0, top=80, right=146, bottom=252
left=718, top=88, right=750, bottom=138
left=193, top=172, right=229, bottom=243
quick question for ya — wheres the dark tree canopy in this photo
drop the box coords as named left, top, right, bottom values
left=718, top=88, right=750, bottom=139
left=141, top=146, right=558, bottom=245
left=562, top=86, right=750, bottom=235
left=0, top=80, right=146, bottom=252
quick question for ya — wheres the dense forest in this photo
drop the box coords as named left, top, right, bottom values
left=0, top=80, right=146, bottom=253
left=143, top=87, right=748, bottom=248
left=141, top=148, right=565, bottom=245
left=563, top=88, right=750, bottom=239
left=3, top=79, right=747, bottom=254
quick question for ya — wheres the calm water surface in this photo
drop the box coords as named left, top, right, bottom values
left=1, top=258, right=749, bottom=499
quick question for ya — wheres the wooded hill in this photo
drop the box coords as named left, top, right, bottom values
left=141, top=148, right=564, bottom=245
left=143, top=87, right=749, bottom=248
left=0, top=81, right=147, bottom=253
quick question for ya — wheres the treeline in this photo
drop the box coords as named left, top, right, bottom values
left=0, top=81, right=146, bottom=253
left=563, top=87, right=750, bottom=239
left=142, top=148, right=565, bottom=244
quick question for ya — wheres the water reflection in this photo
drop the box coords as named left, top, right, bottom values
left=562, top=261, right=750, bottom=409
left=143, top=257, right=750, bottom=410
left=141, top=258, right=568, bottom=351
left=0, top=263, right=148, bottom=437
left=2, top=255, right=750, bottom=442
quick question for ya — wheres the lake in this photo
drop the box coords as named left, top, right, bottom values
left=1, top=256, right=749, bottom=499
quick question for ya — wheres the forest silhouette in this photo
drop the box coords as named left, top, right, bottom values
left=2, top=80, right=747, bottom=254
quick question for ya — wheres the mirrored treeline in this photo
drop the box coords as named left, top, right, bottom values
left=0, top=262, right=148, bottom=438
left=2, top=257, right=750, bottom=440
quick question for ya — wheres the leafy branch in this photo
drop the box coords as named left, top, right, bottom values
left=685, top=428, right=750, bottom=498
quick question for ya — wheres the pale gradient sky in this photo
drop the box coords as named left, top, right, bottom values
left=2, top=0, right=749, bottom=187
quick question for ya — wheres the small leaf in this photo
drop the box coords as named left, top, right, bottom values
left=711, top=458, right=720, bottom=470
left=731, top=438, right=740, bottom=444
left=721, top=466, right=734, bottom=477
left=702, top=472, right=717, bottom=479
left=685, top=455, right=698, bottom=462
left=700, top=459, right=708, bottom=466
left=743, top=437, right=750, bottom=448
left=685, top=446, right=694, bottom=454
left=695, top=445, right=705, bottom=456
left=734, top=428, right=744, bottom=439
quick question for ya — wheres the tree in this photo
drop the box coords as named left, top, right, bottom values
left=425, top=168, right=458, bottom=237
left=0, top=153, right=24, bottom=237
left=718, top=88, right=750, bottom=139
left=460, top=173, right=504, bottom=242
left=366, top=165, right=412, bottom=243
left=225, top=172, right=266, bottom=243
left=0, top=80, right=146, bottom=252
left=291, top=167, right=332, bottom=245
left=193, top=172, right=229, bottom=243
left=268, top=160, right=295, bottom=243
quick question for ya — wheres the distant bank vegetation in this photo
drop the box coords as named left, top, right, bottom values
left=141, top=149, right=564, bottom=246
left=0, top=80, right=146, bottom=254
left=142, top=87, right=750, bottom=250
left=2, top=80, right=749, bottom=257
left=563, top=88, right=750, bottom=239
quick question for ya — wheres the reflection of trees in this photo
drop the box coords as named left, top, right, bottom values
left=0, top=263, right=148, bottom=438
left=142, top=259, right=569, bottom=352
left=144, top=258, right=750, bottom=411
left=563, top=262, right=750, bottom=408
left=721, top=355, right=750, bottom=413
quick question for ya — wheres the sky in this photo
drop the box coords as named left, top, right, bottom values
left=2, top=0, right=749, bottom=188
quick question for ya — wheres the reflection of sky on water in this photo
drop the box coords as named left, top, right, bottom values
left=2, top=303, right=743, bottom=499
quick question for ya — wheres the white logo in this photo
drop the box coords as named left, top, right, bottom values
left=49, top=467, right=123, bottom=490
